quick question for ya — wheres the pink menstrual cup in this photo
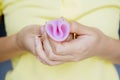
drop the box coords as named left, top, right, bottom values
left=45, top=19, right=70, bottom=41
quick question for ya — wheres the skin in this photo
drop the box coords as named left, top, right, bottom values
left=0, top=18, right=120, bottom=65
left=0, top=25, right=42, bottom=62
left=43, top=21, right=120, bottom=64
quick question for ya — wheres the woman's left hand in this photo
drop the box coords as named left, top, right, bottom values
left=43, top=21, right=110, bottom=62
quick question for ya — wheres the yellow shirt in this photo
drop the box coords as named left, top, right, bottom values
left=1, top=0, right=120, bottom=80
left=0, top=0, right=2, bottom=16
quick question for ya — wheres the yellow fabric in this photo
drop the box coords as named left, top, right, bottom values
left=0, top=0, right=2, bottom=16
left=2, top=0, right=120, bottom=80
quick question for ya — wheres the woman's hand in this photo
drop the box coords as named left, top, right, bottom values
left=46, top=21, right=111, bottom=62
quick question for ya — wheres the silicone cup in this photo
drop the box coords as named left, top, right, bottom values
left=45, top=19, right=70, bottom=41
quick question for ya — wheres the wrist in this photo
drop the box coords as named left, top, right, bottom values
left=14, top=34, right=25, bottom=52
left=100, top=36, right=120, bottom=64
left=108, top=38, right=120, bottom=64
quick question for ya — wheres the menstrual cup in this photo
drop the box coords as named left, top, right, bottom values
left=45, top=19, right=70, bottom=41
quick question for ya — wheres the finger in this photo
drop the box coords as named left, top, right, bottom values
left=35, top=36, right=63, bottom=66
left=36, top=56, right=47, bottom=65
left=34, top=36, right=48, bottom=65
left=70, top=21, right=91, bottom=35
left=47, top=35, right=71, bottom=55
left=43, top=32, right=74, bottom=62
left=51, top=37, right=82, bottom=56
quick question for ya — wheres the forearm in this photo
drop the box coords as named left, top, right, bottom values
left=0, top=34, right=25, bottom=62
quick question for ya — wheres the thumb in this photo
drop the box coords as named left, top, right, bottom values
left=70, top=21, right=91, bottom=35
